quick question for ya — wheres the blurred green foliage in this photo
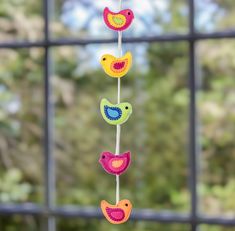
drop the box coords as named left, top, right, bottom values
left=1, top=0, right=235, bottom=230
left=0, top=169, right=31, bottom=203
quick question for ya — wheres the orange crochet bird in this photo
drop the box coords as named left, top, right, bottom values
left=101, top=199, right=132, bottom=224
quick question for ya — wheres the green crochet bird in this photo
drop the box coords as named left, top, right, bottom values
left=100, top=98, right=132, bottom=125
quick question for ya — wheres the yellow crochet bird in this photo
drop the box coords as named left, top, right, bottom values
left=100, top=52, right=132, bottom=78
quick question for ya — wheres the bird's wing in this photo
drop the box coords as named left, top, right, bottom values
left=104, top=106, right=122, bottom=120
left=108, top=13, right=126, bottom=28
left=110, top=159, right=124, bottom=168
left=106, top=207, right=125, bottom=221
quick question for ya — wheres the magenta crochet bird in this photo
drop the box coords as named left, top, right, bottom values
left=99, top=151, right=131, bottom=175
left=103, top=7, right=134, bottom=31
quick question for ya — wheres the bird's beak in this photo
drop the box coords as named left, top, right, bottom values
left=98, top=158, right=102, bottom=164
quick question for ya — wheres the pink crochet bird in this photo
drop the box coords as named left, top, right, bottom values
left=99, top=151, right=131, bottom=175
left=103, top=7, right=134, bottom=31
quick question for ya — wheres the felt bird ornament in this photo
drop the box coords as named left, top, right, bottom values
left=100, top=98, right=132, bottom=125
left=101, top=199, right=132, bottom=224
left=103, top=7, right=134, bottom=31
left=99, top=151, right=131, bottom=175
left=100, top=52, right=132, bottom=78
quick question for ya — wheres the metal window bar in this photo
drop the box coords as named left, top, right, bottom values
left=43, top=0, right=56, bottom=230
left=0, top=0, right=235, bottom=230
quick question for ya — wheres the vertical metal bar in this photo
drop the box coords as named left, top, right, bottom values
left=43, top=0, right=56, bottom=230
left=188, top=0, right=198, bottom=231
left=189, top=41, right=198, bottom=231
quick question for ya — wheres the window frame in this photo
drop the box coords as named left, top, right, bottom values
left=1, top=0, right=235, bottom=230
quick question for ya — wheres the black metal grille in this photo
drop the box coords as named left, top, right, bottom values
left=1, top=0, right=235, bottom=230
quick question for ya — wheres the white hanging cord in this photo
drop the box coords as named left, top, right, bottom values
left=115, top=0, right=123, bottom=205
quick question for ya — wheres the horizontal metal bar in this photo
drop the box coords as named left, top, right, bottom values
left=0, top=204, right=44, bottom=215
left=0, top=41, right=46, bottom=49
left=54, top=206, right=190, bottom=223
left=0, top=204, right=191, bottom=222
left=195, top=30, right=235, bottom=40
left=198, top=216, right=235, bottom=226
left=131, top=209, right=190, bottom=223
left=0, top=204, right=235, bottom=226
left=1, top=31, right=235, bottom=48
left=49, top=34, right=189, bottom=45
left=0, top=36, right=186, bottom=49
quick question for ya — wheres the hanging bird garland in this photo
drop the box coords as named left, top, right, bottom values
left=99, top=0, right=134, bottom=225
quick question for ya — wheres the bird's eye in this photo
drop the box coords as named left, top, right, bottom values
left=125, top=106, right=128, bottom=110
left=102, top=155, right=105, bottom=159
left=102, top=58, right=106, bottom=61
left=127, top=12, right=131, bottom=15
left=125, top=203, right=128, bottom=207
